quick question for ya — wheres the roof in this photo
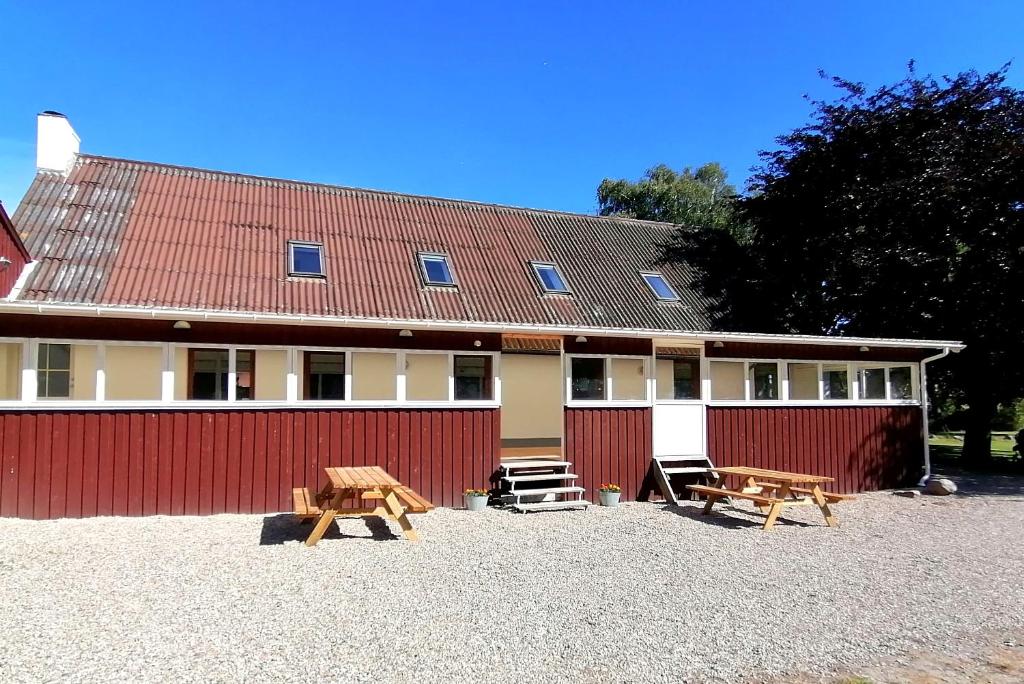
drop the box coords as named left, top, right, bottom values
left=10, top=154, right=715, bottom=332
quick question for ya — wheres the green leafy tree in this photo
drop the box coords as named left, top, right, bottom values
left=597, top=163, right=747, bottom=238
left=667, top=65, right=1024, bottom=465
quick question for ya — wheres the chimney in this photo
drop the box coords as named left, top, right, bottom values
left=36, top=111, right=80, bottom=174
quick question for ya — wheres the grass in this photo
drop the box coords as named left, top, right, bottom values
left=930, top=431, right=1020, bottom=470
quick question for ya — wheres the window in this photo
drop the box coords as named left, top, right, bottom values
left=37, top=343, right=71, bottom=399
left=657, top=357, right=700, bottom=400
left=454, top=355, right=493, bottom=400
left=889, top=366, right=914, bottom=400
left=288, top=241, right=325, bottom=277
left=749, top=362, right=780, bottom=400
left=858, top=367, right=886, bottom=400
left=306, top=352, right=346, bottom=400
left=822, top=364, right=850, bottom=400
left=188, top=349, right=254, bottom=400
left=641, top=272, right=680, bottom=301
left=571, top=357, right=606, bottom=400
left=710, top=361, right=745, bottom=400
left=788, top=363, right=819, bottom=400
left=418, top=252, right=456, bottom=287
left=531, top=262, right=571, bottom=294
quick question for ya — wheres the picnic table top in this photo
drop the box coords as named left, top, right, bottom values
left=325, top=466, right=403, bottom=490
left=713, top=466, right=834, bottom=484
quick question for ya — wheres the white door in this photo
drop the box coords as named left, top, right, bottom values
left=653, top=404, right=705, bottom=456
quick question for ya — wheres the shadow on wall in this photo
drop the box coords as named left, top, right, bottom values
left=847, top=408, right=923, bottom=491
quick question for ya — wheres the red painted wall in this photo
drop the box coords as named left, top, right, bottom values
left=0, top=204, right=30, bottom=298
left=564, top=407, right=652, bottom=501
left=707, top=406, right=923, bottom=493
left=0, top=408, right=499, bottom=519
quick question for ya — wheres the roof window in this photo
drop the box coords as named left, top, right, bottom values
left=641, top=272, right=679, bottom=301
left=531, top=262, right=571, bottom=294
left=418, top=252, right=456, bottom=287
left=288, top=241, right=325, bottom=278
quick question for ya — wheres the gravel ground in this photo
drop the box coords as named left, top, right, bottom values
left=1, top=473, right=1022, bottom=683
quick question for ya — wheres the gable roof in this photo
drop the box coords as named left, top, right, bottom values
left=10, top=154, right=715, bottom=333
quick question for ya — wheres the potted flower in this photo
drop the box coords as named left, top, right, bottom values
left=598, top=483, right=621, bottom=507
left=463, top=488, right=489, bottom=511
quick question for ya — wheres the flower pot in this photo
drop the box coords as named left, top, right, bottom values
left=599, top=490, right=621, bottom=507
left=464, top=494, right=488, bottom=511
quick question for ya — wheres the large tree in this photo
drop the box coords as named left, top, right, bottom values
left=663, top=66, right=1024, bottom=464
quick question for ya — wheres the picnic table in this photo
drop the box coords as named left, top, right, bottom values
left=292, top=466, right=434, bottom=546
left=687, top=466, right=853, bottom=531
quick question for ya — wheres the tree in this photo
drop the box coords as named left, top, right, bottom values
left=667, top=65, right=1024, bottom=465
left=597, top=163, right=747, bottom=238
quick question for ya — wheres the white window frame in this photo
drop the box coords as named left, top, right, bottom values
left=653, top=353, right=704, bottom=404
left=530, top=261, right=572, bottom=295
left=640, top=271, right=680, bottom=302
left=287, top=240, right=326, bottom=278
left=417, top=252, right=458, bottom=288
left=565, top=353, right=652, bottom=407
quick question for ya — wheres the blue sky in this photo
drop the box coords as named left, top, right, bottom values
left=1, top=1, right=1021, bottom=215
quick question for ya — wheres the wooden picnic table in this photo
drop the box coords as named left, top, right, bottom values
left=687, top=466, right=853, bottom=531
left=292, top=466, right=434, bottom=546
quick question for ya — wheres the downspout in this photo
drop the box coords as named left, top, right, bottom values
left=918, top=346, right=952, bottom=486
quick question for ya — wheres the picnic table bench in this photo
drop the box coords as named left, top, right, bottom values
left=293, top=466, right=434, bottom=546
left=687, top=466, right=853, bottom=531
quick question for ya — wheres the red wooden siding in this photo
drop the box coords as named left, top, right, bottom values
left=564, top=407, right=652, bottom=501
left=0, top=204, right=31, bottom=297
left=707, top=406, right=923, bottom=493
left=0, top=408, right=499, bottom=520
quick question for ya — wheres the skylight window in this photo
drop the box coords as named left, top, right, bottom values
left=288, top=241, right=325, bottom=277
left=418, top=252, right=456, bottom=287
left=641, top=272, right=680, bottom=301
left=531, top=262, right=571, bottom=294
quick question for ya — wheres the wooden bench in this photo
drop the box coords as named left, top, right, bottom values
left=686, top=484, right=781, bottom=506
left=755, top=482, right=854, bottom=503
left=393, top=486, right=435, bottom=514
left=292, top=487, right=322, bottom=519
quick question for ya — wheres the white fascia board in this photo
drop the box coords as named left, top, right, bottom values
left=0, top=300, right=966, bottom=351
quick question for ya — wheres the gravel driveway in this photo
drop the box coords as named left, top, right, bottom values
left=1, top=474, right=1022, bottom=683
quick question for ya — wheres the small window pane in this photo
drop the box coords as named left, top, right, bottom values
left=611, top=357, right=646, bottom=400
left=454, top=355, right=492, bottom=400
left=37, top=343, right=73, bottom=399
left=788, top=363, right=819, bottom=400
left=45, top=343, right=71, bottom=370
left=642, top=273, right=679, bottom=301
left=859, top=367, right=886, bottom=400
left=571, top=357, right=605, bottom=400
left=191, top=349, right=229, bottom=400
left=532, top=263, right=570, bottom=293
left=289, top=242, right=324, bottom=276
left=749, top=362, right=779, bottom=400
left=420, top=254, right=455, bottom=286
left=889, top=366, right=913, bottom=400
left=307, top=352, right=346, bottom=400
left=710, top=361, right=744, bottom=400
left=235, top=350, right=254, bottom=400
left=823, top=364, right=849, bottom=400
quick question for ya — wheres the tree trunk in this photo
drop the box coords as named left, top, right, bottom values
left=961, top=390, right=995, bottom=467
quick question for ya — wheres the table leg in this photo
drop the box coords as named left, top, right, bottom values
left=702, top=474, right=727, bottom=515
left=761, top=483, right=790, bottom=531
left=810, top=484, right=838, bottom=528
left=305, top=509, right=336, bottom=546
left=381, top=488, right=419, bottom=542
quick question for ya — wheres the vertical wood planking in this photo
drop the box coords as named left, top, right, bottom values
left=564, top=408, right=652, bottom=501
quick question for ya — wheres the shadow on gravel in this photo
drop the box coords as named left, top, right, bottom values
left=258, top=514, right=399, bottom=545
left=660, top=503, right=816, bottom=529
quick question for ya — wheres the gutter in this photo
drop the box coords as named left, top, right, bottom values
left=918, top=346, right=954, bottom=486
left=0, top=300, right=967, bottom=351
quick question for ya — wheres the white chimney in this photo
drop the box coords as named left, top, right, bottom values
left=36, top=111, right=80, bottom=174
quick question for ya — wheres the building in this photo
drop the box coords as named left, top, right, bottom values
left=0, top=112, right=962, bottom=519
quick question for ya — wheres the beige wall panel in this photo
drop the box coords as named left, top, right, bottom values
left=500, top=354, right=561, bottom=440
left=788, top=363, right=819, bottom=400
left=611, top=357, right=646, bottom=400
left=174, top=347, right=189, bottom=400
left=0, top=343, right=20, bottom=400
left=351, top=352, right=397, bottom=400
left=710, top=361, right=744, bottom=400
left=106, top=346, right=163, bottom=400
left=71, top=345, right=97, bottom=400
left=406, top=353, right=448, bottom=401
left=655, top=359, right=674, bottom=401
left=255, top=350, right=288, bottom=400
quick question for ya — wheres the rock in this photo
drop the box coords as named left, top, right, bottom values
left=893, top=490, right=922, bottom=498
left=925, top=478, right=958, bottom=495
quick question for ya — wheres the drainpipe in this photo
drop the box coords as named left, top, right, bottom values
left=918, top=347, right=952, bottom=486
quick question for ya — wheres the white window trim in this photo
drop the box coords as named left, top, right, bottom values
left=417, top=252, right=458, bottom=288
left=565, top=353, right=652, bottom=407
left=640, top=271, right=681, bottom=302
left=529, top=261, right=572, bottom=295
left=653, top=353, right=704, bottom=404
left=287, top=240, right=326, bottom=278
